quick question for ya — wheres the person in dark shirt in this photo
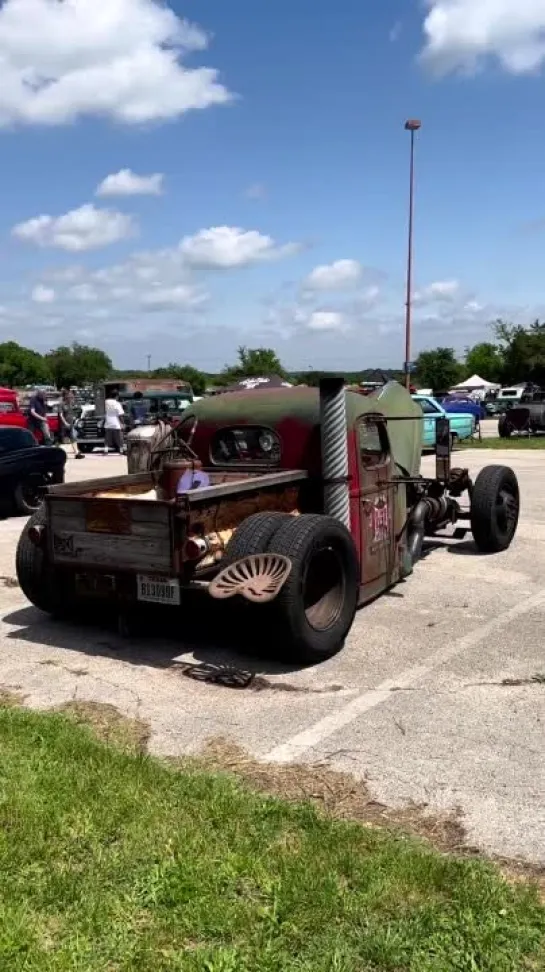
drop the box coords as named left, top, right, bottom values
left=28, top=391, right=53, bottom=445
left=129, top=391, right=149, bottom=426
left=59, top=389, right=84, bottom=458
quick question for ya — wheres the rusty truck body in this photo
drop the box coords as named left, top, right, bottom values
left=16, top=379, right=520, bottom=663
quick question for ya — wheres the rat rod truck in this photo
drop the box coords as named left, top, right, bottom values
left=16, top=379, right=520, bottom=663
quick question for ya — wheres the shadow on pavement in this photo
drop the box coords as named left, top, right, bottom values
left=2, top=599, right=306, bottom=678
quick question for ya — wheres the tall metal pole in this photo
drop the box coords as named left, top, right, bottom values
left=404, top=119, right=421, bottom=390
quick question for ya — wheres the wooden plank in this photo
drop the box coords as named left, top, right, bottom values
left=50, top=514, right=86, bottom=533
left=180, top=469, right=308, bottom=506
left=50, top=530, right=171, bottom=571
left=47, top=499, right=85, bottom=518
left=47, top=472, right=152, bottom=496
left=131, top=503, right=170, bottom=524
left=50, top=512, right=168, bottom=539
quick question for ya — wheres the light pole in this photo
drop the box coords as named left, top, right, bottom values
left=404, top=118, right=421, bottom=390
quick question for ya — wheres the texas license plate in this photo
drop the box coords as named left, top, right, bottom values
left=136, top=575, right=180, bottom=606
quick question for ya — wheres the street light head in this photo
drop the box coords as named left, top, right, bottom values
left=404, top=119, right=422, bottom=131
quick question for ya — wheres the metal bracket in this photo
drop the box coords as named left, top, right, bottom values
left=208, top=554, right=292, bottom=603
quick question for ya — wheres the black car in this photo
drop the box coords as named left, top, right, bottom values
left=0, top=427, right=66, bottom=516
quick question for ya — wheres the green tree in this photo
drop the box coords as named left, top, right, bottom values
left=151, top=363, right=207, bottom=396
left=464, top=342, right=504, bottom=384
left=493, top=319, right=545, bottom=385
left=46, top=343, right=112, bottom=388
left=0, top=341, right=50, bottom=387
left=414, top=347, right=462, bottom=391
left=221, top=346, right=287, bottom=384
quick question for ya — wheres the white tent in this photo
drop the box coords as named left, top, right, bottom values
left=451, top=374, right=499, bottom=391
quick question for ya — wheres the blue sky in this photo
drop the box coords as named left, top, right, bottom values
left=1, top=0, right=545, bottom=371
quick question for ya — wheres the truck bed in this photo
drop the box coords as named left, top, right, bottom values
left=45, top=469, right=308, bottom=574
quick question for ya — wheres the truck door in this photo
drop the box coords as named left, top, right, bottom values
left=357, top=415, right=397, bottom=587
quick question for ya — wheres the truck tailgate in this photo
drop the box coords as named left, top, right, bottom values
left=47, top=496, right=174, bottom=573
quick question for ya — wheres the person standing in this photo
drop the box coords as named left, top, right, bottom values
left=104, top=389, right=125, bottom=454
left=59, top=389, right=84, bottom=459
left=27, top=390, right=53, bottom=445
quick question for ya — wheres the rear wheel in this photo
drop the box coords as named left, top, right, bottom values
left=266, top=514, right=359, bottom=663
left=225, top=512, right=291, bottom=561
left=470, top=465, right=519, bottom=553
left=16, top=509, right=59, bottom=612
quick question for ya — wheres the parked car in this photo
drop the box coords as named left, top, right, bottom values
left=439, top=395, right=486, bottom=423
left=74, top=391, right=193, bottom=452
left=412, top=395, right=475, bottom=449
left=0, top=426, right=66, bottom=516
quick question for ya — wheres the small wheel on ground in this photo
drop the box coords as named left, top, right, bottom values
left=224, top=511, right=292, bottom=561
left=266, top=514, right=359, bottom=664
left=470, top=464, right=520, bottom=553
left=13, top=475, right=46, bottom=515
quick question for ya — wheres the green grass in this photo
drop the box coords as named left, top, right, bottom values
left=461, top=436, right=545, bottom=449
left=0, top=705, right=544, bottom=972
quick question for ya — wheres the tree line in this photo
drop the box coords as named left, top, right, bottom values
left=414, top=320, right=545, bottom=391
left=1, top=320, right=543, bottom=395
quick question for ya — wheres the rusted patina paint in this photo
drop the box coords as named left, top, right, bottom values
left=188, top=485, right=301, bottom=535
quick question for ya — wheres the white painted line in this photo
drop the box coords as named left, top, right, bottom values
left=265, top=587, right=545, bottom=764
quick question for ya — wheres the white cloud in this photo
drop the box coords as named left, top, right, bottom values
left=96, top=169, right=164, bottom=197
left=422, top=0, right=545, bottom=74
left=307, top=310, right=347, bottom=332
left=179, top=226, right=299, bottom=268
left=69, top=283, right=98, bottom=302
left=0, top=0, right=233, bottom=127
left=304, top=259, right=362, bottom=291
left=12, top=204, right=136, bottom=251
left=414, top=279, right=460, bottom=303
left=140, top=284, right=207, bottom=310
left=31, top=284, right=55, bottom=303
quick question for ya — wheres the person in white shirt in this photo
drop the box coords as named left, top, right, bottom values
left=104, top=390, right=125, bottom=453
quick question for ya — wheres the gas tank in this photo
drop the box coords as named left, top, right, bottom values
left=126, top=424, right=158, bottom=474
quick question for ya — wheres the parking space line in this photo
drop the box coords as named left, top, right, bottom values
left=265, top=588, right=545, bottom=764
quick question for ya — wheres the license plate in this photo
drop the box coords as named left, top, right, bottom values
left=137, top=575, right=180, bottom=606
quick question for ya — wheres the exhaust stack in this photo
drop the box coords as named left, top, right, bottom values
left=319, top=376, right=350, bottom=529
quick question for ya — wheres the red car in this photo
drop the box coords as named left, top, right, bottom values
left=0, top=388, right=59, bottom=443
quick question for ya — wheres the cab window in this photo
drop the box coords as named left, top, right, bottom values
left=418, top=398, right=440, bottom=415
left=358, top=417, right=388, bottom=466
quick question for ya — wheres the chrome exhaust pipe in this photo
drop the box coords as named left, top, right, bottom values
left=319, top=376, right=350, bottom=528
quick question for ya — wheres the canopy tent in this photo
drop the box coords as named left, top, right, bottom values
left=451, top=374, right=499, bottom=391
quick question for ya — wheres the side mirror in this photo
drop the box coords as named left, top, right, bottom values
left=435, top=417, right=451, bottom=482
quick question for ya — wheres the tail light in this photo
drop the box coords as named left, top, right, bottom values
left=28, top=525, right=45, bottom=547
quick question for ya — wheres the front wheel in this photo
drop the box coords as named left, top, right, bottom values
left=266, top=514, right=359, bottom=664
left=470, top=465, right=520, bottom=553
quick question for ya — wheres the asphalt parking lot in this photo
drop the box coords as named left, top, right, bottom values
left=0, top=444, right=544, bottom=866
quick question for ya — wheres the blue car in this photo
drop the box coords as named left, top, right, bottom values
left=439, top=396, right=486, bottom=423
left=412, top=395, right=475, bottom=449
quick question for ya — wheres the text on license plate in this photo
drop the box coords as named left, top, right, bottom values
left=137, top=575, right=180, bottom=606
